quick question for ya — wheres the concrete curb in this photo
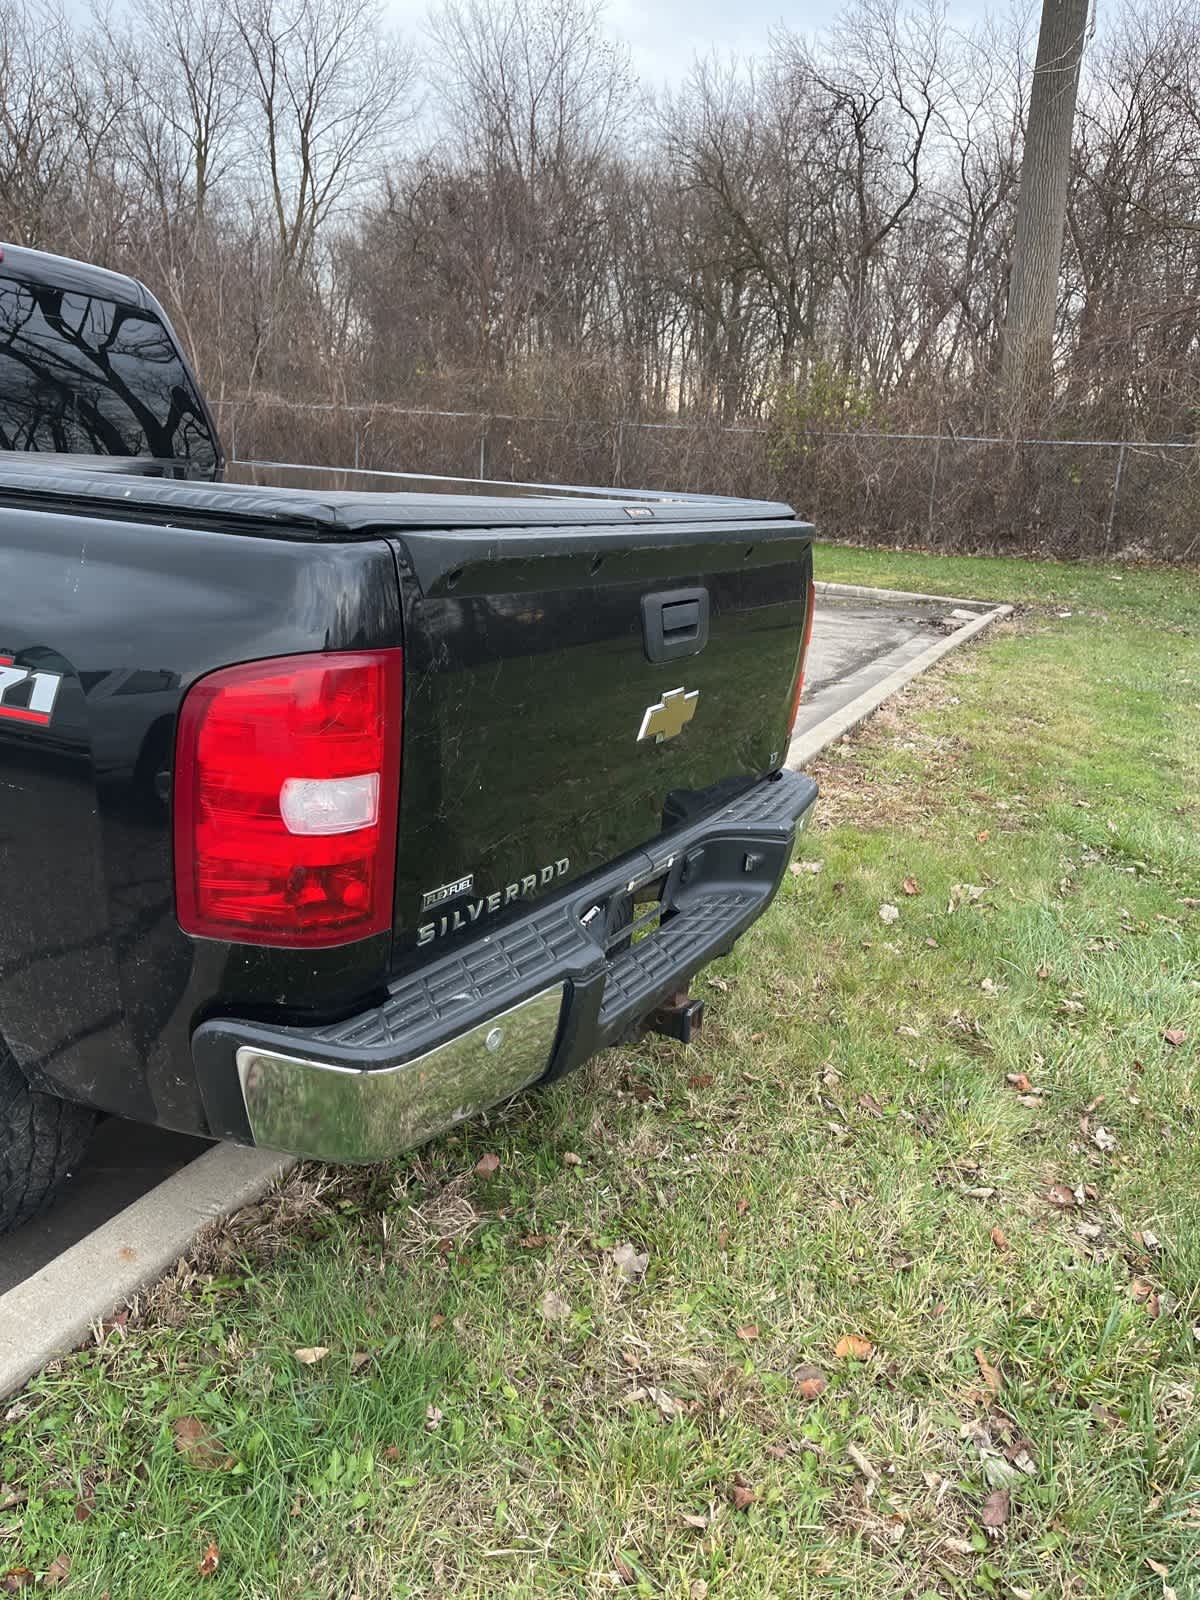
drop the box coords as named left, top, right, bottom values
left=0, top=1143, right=292, bottom=1399
left=816, top=579, right=999, bottom=612
left=787, top=599, right=1014, bottom=770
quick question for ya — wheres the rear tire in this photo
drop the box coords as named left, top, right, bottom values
left=0, top=1041, right=97, bottom=1233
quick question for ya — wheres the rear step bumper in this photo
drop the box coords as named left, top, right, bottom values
left=192, top=770, right=818, bottom=1162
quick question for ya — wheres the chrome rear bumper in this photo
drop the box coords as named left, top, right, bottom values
left=236, top=987, right=565, bottom=1163
left=194, top=769, right=818, bottom=1163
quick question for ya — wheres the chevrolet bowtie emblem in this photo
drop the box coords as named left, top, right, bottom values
left=637, top=686, right=699, bottom=743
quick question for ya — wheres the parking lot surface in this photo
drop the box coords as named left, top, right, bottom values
left=792, top=589, right=978, bottom=743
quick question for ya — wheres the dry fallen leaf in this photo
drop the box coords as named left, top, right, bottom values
left=518, top=1235, right=548, bottom=1249
left=981, top=1488, right=1010, bottom=1530
left=562, top=1151, right=583, bottom=1167
left=629, top=1384, right=680, bottom=1419
left=1006, top=1072, right=1033, bottom=1092
left=687, top=1072, right=714, bottom=1089
left=846, top=1443, right=879, bottom=1481
left=172, top=1416, right=234, bottom=1472
left=42, top=1557, right=70, bottom=1590
left=947, top=883, right=985, bottom=912
left=612, top=1242, right=649, bottom=1281
left=679, top=1511, right=709, bottom=1530
left=902, top=876, right=921, bottom=895
left=350, top=1351, right=372, bottom=1372
left=474, top=1152, right=500, bottom=1177
left=612, top=1554, right=635, bottom=1585
left=1045, top=1184, right=1077, bottom=1209
left=1092, top=1125, right=1117, bottom=1153
left=540, top=1289, right=572, bottom=1323
left=736, top=1323, right=759, bottom=1342
left=795, top=1363, right=827, bottom=1399
left=1132, top=1278, right=1161, bottom=1317
left=294, top=1346, right=330, bottom=1365
left=730, top=1483, right=758, bottom=1511
left=429, top=1313, right=446, bottom=1330
left=197, top=1542, right=220, bottom=1578
left=425, top=1405, right=443, bottom=1432
left=974, top=1347, right=1002, bottom=1395
left=834, top=1334, right=874, bottom=1361
left=0, top=1569, right=33, bottom=1591
left=990, top=1226, right=1010, bottom=1252
left=977, top=829, right=990, bottom=843
left=646, top=1385, right=680, bottom=1419
left=1163, top=1028, right=1186, bottom=1047
left=878, top=903, right=900, bottom=925
left=1145, top=1557, right=1170, bottom=1579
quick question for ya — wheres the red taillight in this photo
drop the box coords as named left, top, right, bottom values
left=173, top=650, right=402, bottom=947
left=787, top=577, right=817, bottom=739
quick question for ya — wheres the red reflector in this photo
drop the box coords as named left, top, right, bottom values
left=787, top=577, right=817, bottom=741
left=173, top=651, right=402, bottom=946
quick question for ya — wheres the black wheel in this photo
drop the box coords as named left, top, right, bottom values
left=0, top=1040, right=97, bottom=1233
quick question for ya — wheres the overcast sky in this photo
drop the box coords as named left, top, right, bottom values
left=384, top=0, right=1001, bottom=91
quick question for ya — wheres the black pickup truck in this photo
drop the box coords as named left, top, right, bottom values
left=0, top=243, right=817, bottom=1231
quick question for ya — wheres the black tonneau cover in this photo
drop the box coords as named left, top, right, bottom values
left=0, top=456, right=794, bottom=540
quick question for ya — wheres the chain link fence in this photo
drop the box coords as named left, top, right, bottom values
left=213, top=396, right=1200, bottom=561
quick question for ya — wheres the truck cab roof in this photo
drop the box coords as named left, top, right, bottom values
left=0, top=242, right=152, bottom=312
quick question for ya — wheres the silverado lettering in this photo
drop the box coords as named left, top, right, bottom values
left=0, top=242, right=817, bottom=1232
left=417, top=859, right=572, bottom=945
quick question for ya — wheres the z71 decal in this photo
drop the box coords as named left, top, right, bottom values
left=0, top=655, right=63, bottom=726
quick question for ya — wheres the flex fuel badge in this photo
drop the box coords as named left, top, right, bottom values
left=0, top=655, right=63, bottom=726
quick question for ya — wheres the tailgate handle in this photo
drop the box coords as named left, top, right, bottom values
left=641, top=587, right=710, bottom=662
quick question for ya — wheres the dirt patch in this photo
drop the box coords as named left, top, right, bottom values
left=808, top=656, right=977, bottom=831
left=804, top=610, right=1039, bottom=832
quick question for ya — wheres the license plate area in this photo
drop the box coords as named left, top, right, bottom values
left=598, top=873, right=669, bottom=959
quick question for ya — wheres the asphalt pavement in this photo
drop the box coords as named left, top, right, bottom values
left=0, top=583, right=986, bottom=1296
left=792, top=588, right=980, bottom=744
left=0, top=1119, right=210, bottom=1296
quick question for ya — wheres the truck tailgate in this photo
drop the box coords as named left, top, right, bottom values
left=390, top=519, right=812, bottom=953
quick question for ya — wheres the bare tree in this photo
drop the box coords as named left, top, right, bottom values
left=101, top=0, right=248, bottom=227
left=232, top=0, right=415, bottom=280
left=426, top=0, right=633, bottom=366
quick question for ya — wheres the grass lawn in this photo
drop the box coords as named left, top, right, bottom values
left=3, top=550, right=1198, bottom=1599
